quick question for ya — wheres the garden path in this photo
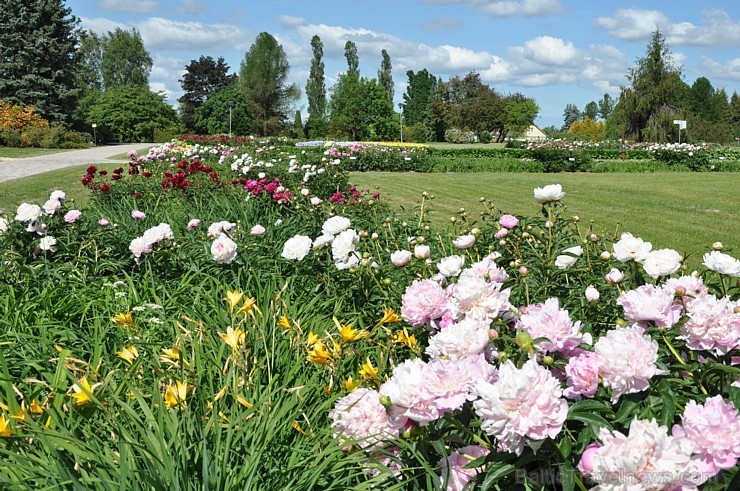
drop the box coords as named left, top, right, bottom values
left=0, top=143, right=148, bottom=184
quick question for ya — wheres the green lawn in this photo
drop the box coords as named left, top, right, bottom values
left=0, top=147, right=77, bottom=158
left=107, top=146, right=153, bottom=160
left=350, top=172, right=740, bottom=267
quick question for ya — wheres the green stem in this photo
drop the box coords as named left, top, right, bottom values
left=661, top=333, right=708, bottom=395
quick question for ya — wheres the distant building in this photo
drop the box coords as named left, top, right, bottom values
left=521, top=124, right=547, bottom=141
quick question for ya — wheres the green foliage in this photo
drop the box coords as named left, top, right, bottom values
left=0, top=0, right=80, bottom=124
left=101, top=28, right=152, bottom=90
left=86, top=86, right=177, bottom=143
left=378, top=49, right=394, bottom=104
left=178, top=55, right=236, bottom=131
left=306, top=35, right=327, bottom=133
left=503, top=94, right=539, bottom=137
left=597, top=93, right=616, bottom=121
left=402, top=69, right=437, bottom=128
left=562, top=103, right=580, bottom=132
left=344, top=41, right=359, bottom=76
left=239, top=32, right=299, bottom=136
left=583, top=101, right=598, bottom=120
left=193, top=84, right=255, bottom=136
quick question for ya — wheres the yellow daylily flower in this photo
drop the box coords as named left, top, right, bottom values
left=306, top=340, right=331, bottom=365
left=376, top=308, right=402, bottom=327
left=116, top=345, right=139, bottom=365
left=236, top=395, right=253, bottom=409
left=159, top=346, right=189, bottom=367
left=214, top=386, right=228, bottom=402
left=306, top=332, right=319, bottom=348
left=29, top=399, right=44, bottom=415
left=218, top=326, right=246, bottom=352
left=395, top=328, right=418, bottom=351
left=344, top=375, right=358, bottom=392
left=0, top=414, right=11, bottom=437
left=236, top=297, right=259, bottom=316
left=163, top=380, right=189, bottom=410
left=224, top=290, right=243, bottom=311
left=111, top=311, right=134, bottom=327
left=69, top=376, right=96, bottom=407
left=277, top=314, right=292, bottom=330
left=359, top=357, right=379, bottom=380
left=334, top=316, right=367, bottom=343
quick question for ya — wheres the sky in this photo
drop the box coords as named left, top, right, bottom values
left=66, top=0, right=739, bottom=129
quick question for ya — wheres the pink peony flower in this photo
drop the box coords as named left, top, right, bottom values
left=563, top=352, right=601, bottom=400
left=452, top=234, right=475, bottom=249
left=131, top=210, right=146, bottom=220
left=446, top=275, right=511, bottom=323
left=672, top=396, right=739, bottom=478
left=426, top=318, right=492, bottom=360
left=43, top=198, right=61, bottom=215
left=666, top=275, right=708, bottom=301
left=463, top=254, right=508, bottom=283
left=439, top=445, right=490, bottom=491
left=187, top=219, right=201, bottom=230
left=516, top=298, right=589, bottom=354
left=379, top=358, right=437, bottom=426
left=499, top=214, right=518, bottom=229
left=330, top=388, right=402, bottom=450
left=211, top=235, right=238, bottom=264
left=64, top=210, right=81, bottom=223
left=494, top=228, right=508, bottom=239
left=590, top=419, right=699, bottom=489
left=427, top=355, right=497, bottom=415
left=98, top=218, right=110, bottom=227
left=401, top=279, right=448, bottom=328
left=679, top=295, right=739, bottom=355
left=129, top=236, right=153, bottom=260
left=617, top=284, right=682, bottom=328
left=250, top=224, right=265, bottom=235
left=577, top=443, right=601, bottom=476
left=473, top=360, right=568, bottom=455
left=595, top=324, right=665, bottom=402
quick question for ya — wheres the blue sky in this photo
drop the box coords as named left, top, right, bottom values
left=67, top=0, right=739, bottom=128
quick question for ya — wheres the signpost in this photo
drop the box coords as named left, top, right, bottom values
left=91, top=124, right=97, bottom=146
left=673, top=120, right=686, bottom=143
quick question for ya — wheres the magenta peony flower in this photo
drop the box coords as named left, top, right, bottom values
left=564, top=351, right=601, bottom=400
left=401, top=279, right=448, bottom=328
left=590, top=419, right=699, bottom=489
left=672, top=396, right=739, bottom=477
left=439, top=445, right=490, bottom=491
left=617, top=284, right=682, bottom=328
left=187, top=219, right=201, bottom=230
left=679, top=294, right=739, bottom=355
left=64, top=210, right=81, bottom=223
left=595, top=325, right=665, bottom=402
left=131, top=210, right=146, bottom=220
left=473, top=360, right=568, bottom=455
left=499, top=214, right=518, bottom=229
left=330, top=388, right=402, bottom=450
left=516, top=298, right=589, bottom=354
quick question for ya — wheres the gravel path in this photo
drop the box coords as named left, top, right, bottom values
left=0, top=143, right=153, bottom=184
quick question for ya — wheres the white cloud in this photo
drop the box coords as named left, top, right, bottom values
left=79, top=17, right=127, bottom=35
left=595, top=8, right=740, bottom=47
left=700, top=56, right=740, bottom=82
left=511, top=36, right=580, bottom=66
left=138, top=17, right=252, bottom=52
left=98, top=0, right=159, bottom=13
left=422, top=0, right=563, bottom=17
left=176, top=0, right=208, bottom=15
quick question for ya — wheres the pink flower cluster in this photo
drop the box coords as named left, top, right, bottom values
left=516, top=298, right=589, bottom=354
left=244, top=177, right=292, bottom=203
left=330, top=388, right=404, bottom=450
left=617, top=284, right=683, bottom=328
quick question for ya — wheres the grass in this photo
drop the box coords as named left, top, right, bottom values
left=350, top=171, right=740, bottom=268
left=0, top=147, right=77, bottom=158
left=107, top=146, right=154, bottom=160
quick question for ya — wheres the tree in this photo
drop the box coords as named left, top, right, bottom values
left=503, top=93, right=539, bottom=138
left=193, top=84, right=255, bottom=136
left=0, top=0, right=80, bottom=124
left=305, top=35, right=327, bottom=138
left=583, top=101, right=598, bottom=121
left=239, top=32, right=299, bottom=136
left=568, top=116, right=605, bottom=140
left=86, top=86, right=176, bottom=142
left=328, top=71, right=364, bottom=139
left=178, top=55, right=236, bottom=131
left=76, top=31, right=104, bottom=93
left=101, top=28, right=152, bottom=89
left=378, top=49, right=394, bottom=104
left=293, top=110, right=304, bottom=138
left=620, top=28, right=688, bottom=142
left=730, top=91, right=740, bottom=140
left=597, top=93, right=616, bottom=121
left=344, top=41, right=359, bottom=76
left=402, top=69, right=437, bottom=127
left=562, top=103, right=580, bottom=131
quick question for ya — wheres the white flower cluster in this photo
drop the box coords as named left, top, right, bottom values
left=128, top=223, right=174, bottom=263
left=207, top=221, right=238, bottom=264
left=281, top=215, right=360, bottom=270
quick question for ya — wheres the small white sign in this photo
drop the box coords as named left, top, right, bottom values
left=673, top=120, right=687, bottom=130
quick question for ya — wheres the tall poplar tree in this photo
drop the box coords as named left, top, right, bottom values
left=378, top=49, right=394, bottom=104
left=344, top=41, right=359, bottom=76
left=0, top=0, right=80, bottom=124
left=305, top=35, right=327, bottom=138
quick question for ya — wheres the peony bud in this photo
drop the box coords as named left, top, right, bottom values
left=390, top=250, right=412, bottom=267
left=600, top=251, right=611, bottom=261
left=585, top=285, right=600, bottom=303
left=519, top=266, right=528, bottom=276
left=379, top=395, right=392, bottom=407
left=515, top=331, right=533, bottom=350
left=605, top=268, right=624, bottom=284
left=542, top=355, right=555, bottom=366
left=712, top=242, right=724, bottom=251
left=577, top=444, right=602, bottom=476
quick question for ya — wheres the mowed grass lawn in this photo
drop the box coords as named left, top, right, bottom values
left=0, top=165, right=737, bottom=269
left=350, top=172, right=740, bottom=268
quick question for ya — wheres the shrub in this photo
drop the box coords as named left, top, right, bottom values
left=0, top=100, right=49, bottom=132
left=444, top=128, right=476, bottom=144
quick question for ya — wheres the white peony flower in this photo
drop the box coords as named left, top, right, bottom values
left=437, top=255, right=465, bottom=277
left=15, top=203, right=42, bottom=222
left=703, top=251, right=740, bottom=277
left=312, top=234, right=334, bottom=250
left=533, top=184, right=565, bottom=204
left=390, top=250, right=412, bottom=267
left=555, top=245, right=582, bottom=269
left=0, top=217, right=8, bottom=234
left=142, top=223, right=173, bottom=244
left=426, top=318, right=491, bottom=360
left=38, top=236, right=57, bottom=252
left=129, top=236, right=153, bottom=260
left=332, top=229, right=360, bottom=270
left=322, top=215, right=351, bottom=236
left=642, top=249, right=682, bottom=278
left=207, top=221, right=236, bottom=239
left=414, top=244, right=430, bottom=260
left=49, top=190, right=66, bottom=202
left=282, top=235, right=313, bottom=261
left=605, top=267, right=624, bottom=284
left=250, top=224, right=265, bottom=235
left=585, top=285, right=600, bottom=303
left=452, top=234, right=476, bottom=249
left=43, top=199, right=61, bottom=215
left=612, top=232, right=652, bottom=263
left=211, top=235, right=238, bottom=264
